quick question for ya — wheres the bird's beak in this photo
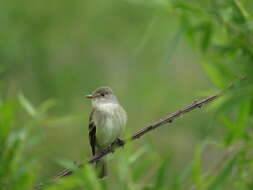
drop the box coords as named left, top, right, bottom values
left=85, top=94, right=94, bottom=99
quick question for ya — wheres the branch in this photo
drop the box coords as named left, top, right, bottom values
left=35, top=77, right=246, bottom=189
left=55, top=94, right=221, bottom=177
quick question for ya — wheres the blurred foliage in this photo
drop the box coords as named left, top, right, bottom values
left=1, top=0, right=253, bottom=189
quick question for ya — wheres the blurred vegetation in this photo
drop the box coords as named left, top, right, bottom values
left=1, top=0, right=253, bottom=189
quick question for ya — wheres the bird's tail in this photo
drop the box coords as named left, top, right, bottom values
left=95, top=158, right=107, bottom=178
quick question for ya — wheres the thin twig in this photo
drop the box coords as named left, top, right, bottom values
left=52, top=93, right=220, bottom=180
left=35, top=77, right=246, bottom=189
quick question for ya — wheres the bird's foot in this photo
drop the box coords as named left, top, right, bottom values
left=115, top=138, right=125, bottom=147
left=110, top=138, right=125, bottom=153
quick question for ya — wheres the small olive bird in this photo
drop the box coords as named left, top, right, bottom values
left=86, top=87, right=127, bottom=178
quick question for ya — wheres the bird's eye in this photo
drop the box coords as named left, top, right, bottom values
left=101, top=93, right=105, bottom=97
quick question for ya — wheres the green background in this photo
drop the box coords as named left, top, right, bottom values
left=1, top=0, right=253, bottom=189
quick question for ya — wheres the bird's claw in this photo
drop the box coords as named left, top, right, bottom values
left=116, top=138, right=125, bottom=146
left=110, top=138, right=125, bottom=153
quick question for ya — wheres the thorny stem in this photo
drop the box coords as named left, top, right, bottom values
left=34, top=77, right=246, bottom=189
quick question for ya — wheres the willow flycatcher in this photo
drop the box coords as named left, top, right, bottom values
left=86, top=86, right=127, bottom=178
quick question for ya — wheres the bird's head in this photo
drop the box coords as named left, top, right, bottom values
left=85, top=86, right=118, bottom=106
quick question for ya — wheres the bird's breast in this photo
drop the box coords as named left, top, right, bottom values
left=93, top=103, right=127, bottom=148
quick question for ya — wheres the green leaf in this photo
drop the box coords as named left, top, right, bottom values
left=129, top=147, right=147, bottom=164
left=207, top=156, right=237, bottom=190
left=192, top=143, right=206, bottom=190
left=80, top=164, right=103, bottom=190
left=234, top=0, right=251, bottom=21
left=220, top=115, right=235, bottom=130
left=18, top=93, right=36, bottom=117
left=199, top=22, right=213, bottom=52
left=0, top=102, right=14, bottom=145
left=152, top=155, right=171, bottom=190
left=201, top=61, right=226, bottom=88
left=220, top=99, right=251, bottom=145
left=236, top=100, right=250, bottom=130
left=175, top=162, right=192, bottom=190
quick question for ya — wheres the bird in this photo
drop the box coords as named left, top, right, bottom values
left=85, top=86, right=127, bottom=178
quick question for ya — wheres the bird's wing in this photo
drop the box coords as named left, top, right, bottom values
left=89, top=109, right=96, bottom=156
